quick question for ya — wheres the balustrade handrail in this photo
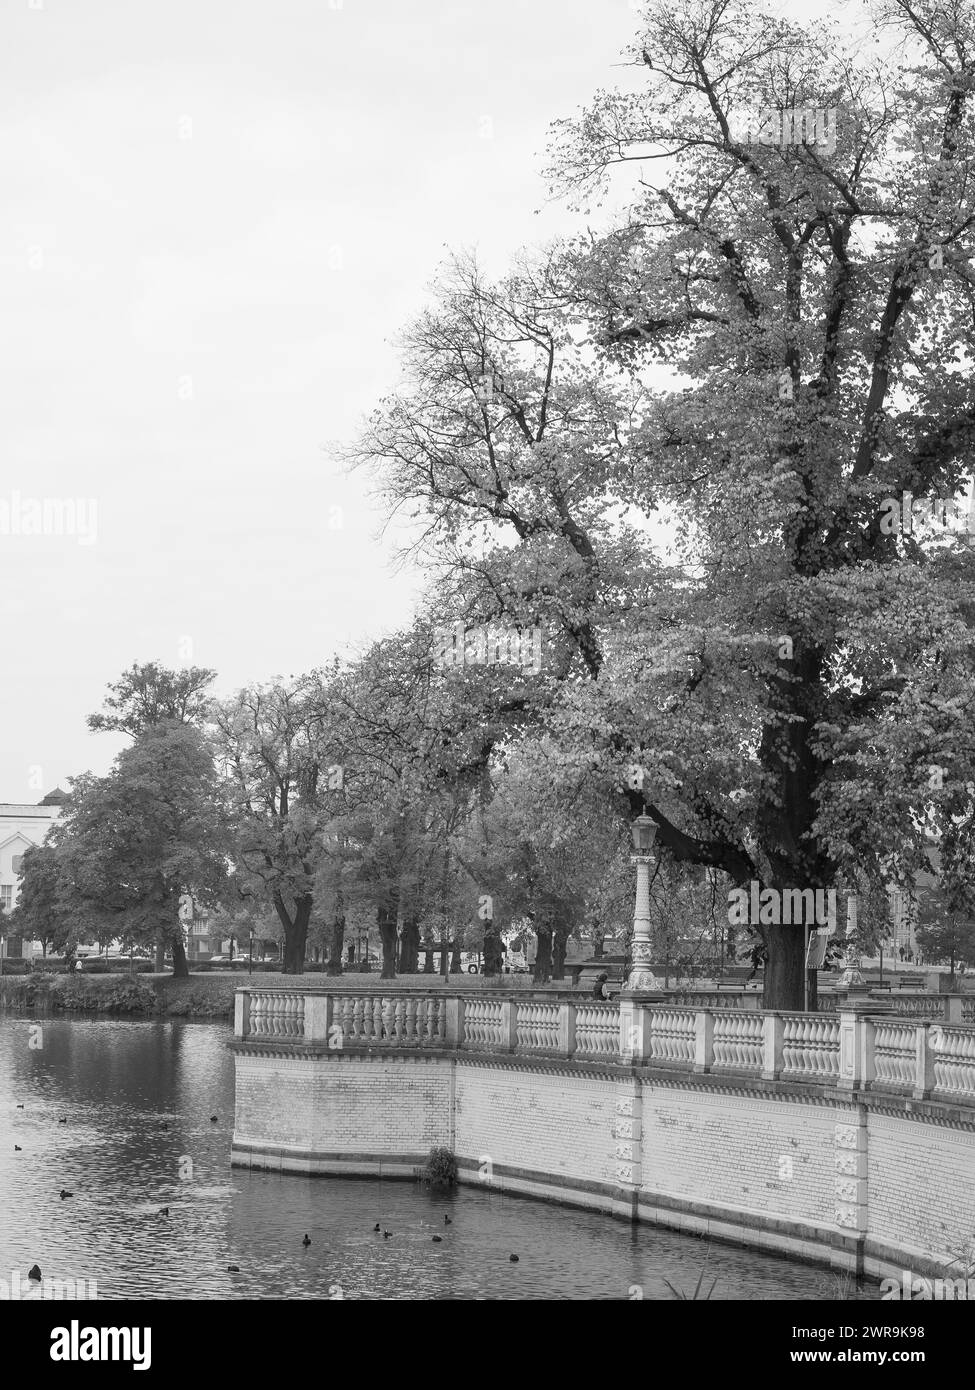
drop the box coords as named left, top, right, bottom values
left=233, top=988, right=975, bottom=1108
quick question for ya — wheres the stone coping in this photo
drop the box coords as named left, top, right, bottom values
left=234, top=984, right=973, bottom=1020
left=232, top=978, right=968, bottom=1000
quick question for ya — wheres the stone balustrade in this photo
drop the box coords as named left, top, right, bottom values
left=234, top=987, right=975, bottom=1106
left=673, top=989, right=974, bottom=1022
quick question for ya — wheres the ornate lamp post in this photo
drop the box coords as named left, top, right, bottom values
left=628, top=814, right=664, bottom=992
left=840, top=951, right=865, bottom=989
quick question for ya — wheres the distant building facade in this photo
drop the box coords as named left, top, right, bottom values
left=887, top=844, right=941, bottom=963
left=178, top=892, right=221, bottom=961
left=0, top=789, right=68, bottom=957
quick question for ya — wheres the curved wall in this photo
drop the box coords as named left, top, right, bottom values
left=231, top=1045, right=975, bottom=1283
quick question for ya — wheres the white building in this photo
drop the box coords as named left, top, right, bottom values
left=0, top=789, right=68, bottom=958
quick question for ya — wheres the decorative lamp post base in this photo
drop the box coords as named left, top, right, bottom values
left=627, top=968, right=665, bottom=992
left=841, top=955, right=865, bottom=988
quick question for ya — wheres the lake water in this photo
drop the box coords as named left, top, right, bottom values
left=0, top=1014, right=879, bottom=1300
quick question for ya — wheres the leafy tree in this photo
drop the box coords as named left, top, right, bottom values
left=450, top=737, right=643, bottom=982
left=915, top=823, right=975, bottom=979
left=39, top=725, right=230, bottom=976
left=353, top=0, right=975, bottom=1009
left=207, top=890, right=281, bottom=960
left=322, top=626, right=509, bottom=978
left=88, top=661, right=216, bottom=737
left=213, top=675, right=342, bottom=974
left=915, top=911, right=975, bottom=980
left=11, top=844, right=75, bottom=958
left=84, top=661, right=221, bottom=968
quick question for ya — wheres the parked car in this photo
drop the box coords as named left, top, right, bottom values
left=207, top=954, right=250, bottom=970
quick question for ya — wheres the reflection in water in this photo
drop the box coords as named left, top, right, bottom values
left=0, top=1015, right=877, bottom=1300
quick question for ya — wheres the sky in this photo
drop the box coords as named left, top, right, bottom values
left=0, top=0, right=864, bottom=798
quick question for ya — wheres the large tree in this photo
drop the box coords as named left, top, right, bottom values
left=88, top=661, right=217, bottom=737
left=212, top=674, right=344, bottom=975
left=86, top=661, right=220, bottom=969
left=352, top=0, right=975, bottom=1009
left=12, top=845, right=71, bottom=958
left=34, top=725, right=231, bottom=976
left=321, top=630, right=483, bottom=979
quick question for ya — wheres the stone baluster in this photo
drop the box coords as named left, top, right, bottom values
left=248, top=993, right=262, bottom=1037
left=351, top=995, right=365, bottom=1042
left=378, top=996, right=391, bottom=1041
left=332, top=996, right=350, bottom=1043
left=253, top=993, right=267, bottom=1036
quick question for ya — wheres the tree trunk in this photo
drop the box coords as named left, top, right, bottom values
left=533, top=926, right=553, bottom=985
left=423, top=937, right=435, bottom=973
left=326, top=905, right=345, bottom=976
left=154, top=936, right=166, bottom=972
left=275, top=893, right=312, bottom=975
left=449, top=938, right=461, bottom=973
left=552, top=927, right=569, bottom=981
left=399, top=913, right=420, bottom=973
left=378, top=902, right=398, bottom=980
left=482, top=920, right=503, bottom=977
left=593, top=932, right=604, bottom=960
left=763, top=924, right=816, bottom=1011
left=171, top=937, right=189, bottom=979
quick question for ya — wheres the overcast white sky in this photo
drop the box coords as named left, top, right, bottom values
left=0, top=0, right=860, bottom=797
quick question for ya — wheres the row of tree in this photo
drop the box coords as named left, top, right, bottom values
left=7, top=659, right=647, bottom=980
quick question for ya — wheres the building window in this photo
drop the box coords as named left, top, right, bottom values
left=11, top=855, right=23, bottom=874
left=0, top=886, right=12, bottom=911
